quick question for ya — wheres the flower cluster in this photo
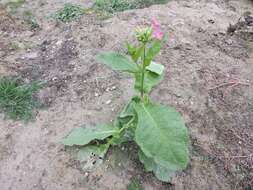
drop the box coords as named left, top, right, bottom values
left=135, top=19, right=164, bottom=43
left=151, top=19, right=164, bottom=40
left=135, top=27, right=152, bottom=43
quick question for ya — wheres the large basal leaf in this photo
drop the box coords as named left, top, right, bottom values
left=62, top=124, right=116, bottom=146
left=77, top=144, right=109, bottom=171
left=134, top=71, right=163, bottom=93
left=133, top=102, right=189, bottom=171
left=138, top=150, right=174, bottom=182
left=96, top=52, right=139, bottom=73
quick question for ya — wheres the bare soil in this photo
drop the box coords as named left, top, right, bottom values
left=0, top=0, right=253, bottom=190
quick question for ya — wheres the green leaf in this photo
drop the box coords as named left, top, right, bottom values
left=146, top=61, right=164, bottom=76
left=134, top=45, right=145, bottom=62
left=138, top=150, right=154, bottom=172
left=133, top=102, right=189, bottom=172
left=96, top=52, right=139, bottom=73
left=117, top=100, right=136, bottom=127
left=77, top=144, right=109, bottom=171
left=126, top=43, right=145, bottom=63
left=62, top=124, right=116, bottom=146
left=134, top=71, right=163, bottom=93
left=138, top=150, right=174, bottom=182
left=126, top=43, right=136, bottom=57
left=112, top=100, right=138, bottom=145
left=144, top=40, right=162, bottom=66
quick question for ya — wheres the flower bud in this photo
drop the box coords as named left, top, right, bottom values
left=135, top=27, right=152, bottom=43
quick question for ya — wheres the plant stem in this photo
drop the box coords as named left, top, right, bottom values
left=105, top=121, right=133, bottom=148
left=140, top=45, right=146, bottom=98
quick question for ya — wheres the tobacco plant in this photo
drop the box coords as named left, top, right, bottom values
left=62, top=19, right=189, bottom=182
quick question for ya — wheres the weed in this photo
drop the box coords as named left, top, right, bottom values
left=53, top=4, right=84, bottom=23
left=23, top=10, right=39, bottom=29
left=6, top=0, right=25, bottom=9
left=8, top=41, right=33, bottom=51
left=132, top=0, right=169, bottom=9
left=0, top=77, right=43, bottom=121
left=93, top=0, right=169, bottom=14
left=9, top=41, right=21, bottom=50
left=5, top=0, right=25, bottom=14
left=27, top=17, right=39, bottom=29
left=94, top=0, right=134, bottom=14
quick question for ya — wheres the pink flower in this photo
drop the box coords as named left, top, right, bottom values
left=153, top=30, right=164, bottom=40
left=151, top=18, right=164, bottom=40
left=151, top=18, right=161, bottom=29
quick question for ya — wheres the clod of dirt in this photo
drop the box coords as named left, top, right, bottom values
left=227, top=11, right=253, bottom=41
left=0, top=6, right=25, bottom=33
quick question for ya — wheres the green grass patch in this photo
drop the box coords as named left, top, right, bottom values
left=93, top=0, right=169, bottom=14
left=93, top=0, right=134, bottom=14
left=5, top=0, right=25, bottom=14
left=6, top=0, right=25, bottom=9
left=53, top=3, right=85, bottom=23
left=0, top=77, right=43, bottom=121
left=134, top=0, right=169, bottom=8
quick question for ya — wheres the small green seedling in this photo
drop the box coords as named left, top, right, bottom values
left=53, top=4, right=85, bottom=23
left=0, top=77, right=43, bottom=121
left=62, top=19, right=190, bottom=182
left=23, top=10, right=40, bottom=29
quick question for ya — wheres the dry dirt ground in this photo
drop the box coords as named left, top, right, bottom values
left=0, top=0, right=253, bottom=189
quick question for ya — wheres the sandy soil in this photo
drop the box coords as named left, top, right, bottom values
left=0, top=0, right=253, bottom=189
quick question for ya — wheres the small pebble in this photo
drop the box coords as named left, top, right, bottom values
left=105, top=100, right=112, bottom=105
left=52, top=77, right=58, bottom=81
left=225, top=39, right=233, bottom=45
left=208, top=19, right=215, bottom=24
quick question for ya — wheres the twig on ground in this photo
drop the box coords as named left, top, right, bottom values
left=208, top=80, right=250, bottom=90
left=220, top=154, right=253, bottom=159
